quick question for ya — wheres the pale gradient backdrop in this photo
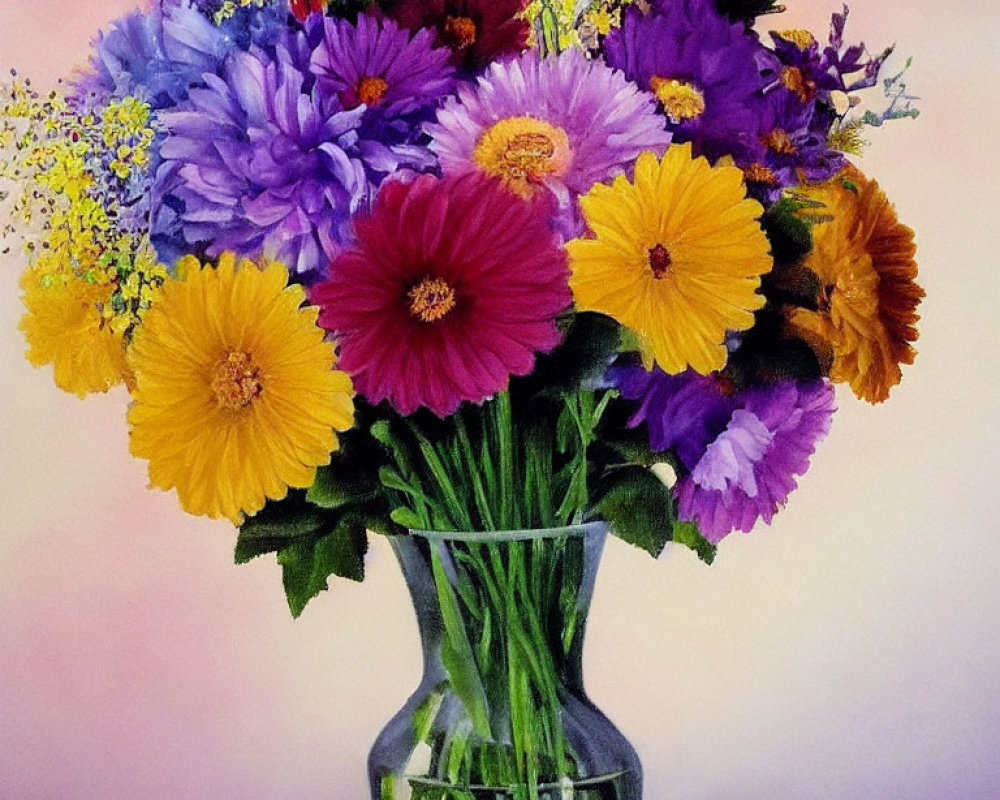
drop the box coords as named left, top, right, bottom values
left=1, top=2, right=997, bottom=798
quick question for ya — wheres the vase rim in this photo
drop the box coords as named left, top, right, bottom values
left=408, top=520, right=608, bottom=543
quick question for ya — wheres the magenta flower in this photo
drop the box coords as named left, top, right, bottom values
left=385, top=0, right=530, bottom=72
left=311, top=173, right=571, bottom=416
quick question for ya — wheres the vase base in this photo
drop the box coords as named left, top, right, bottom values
left=386, top=769, right=636, bottom=799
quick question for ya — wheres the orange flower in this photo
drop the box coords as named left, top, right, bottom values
left=787, top=166, right=923, bottom=403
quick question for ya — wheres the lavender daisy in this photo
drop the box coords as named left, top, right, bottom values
left=675, top=379, right=836, bottom=543
left=611, top=363, right=835, bottom=542
left=156, top=42, right=371, bottom=277
left=603, top=0, right=776, bottom=163
left=425, top=48, right=671, bottom=232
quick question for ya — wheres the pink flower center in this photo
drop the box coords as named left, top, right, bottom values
left=472, top=116, right=572, bottom=197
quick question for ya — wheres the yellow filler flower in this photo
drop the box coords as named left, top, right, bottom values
left=126, top=253, right=355, bottom=523
left=567, top=144, right=772, bottom=374
left=787, top=165, right=922, bottom=403
left=20, top=271, right=129, bottom=397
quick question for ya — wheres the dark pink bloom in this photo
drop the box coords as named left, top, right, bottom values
left=312, top=173, right=571, bottom=416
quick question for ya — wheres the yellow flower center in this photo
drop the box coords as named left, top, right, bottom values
left=587, top=8, right=616, bottom=36
left=408, top=276, right=457, bottom=323
left=357, top=75, right=389, bottom=107
left=472, top=116, right=572, bottom=196
left=780, top=66, right=815, bottom=103
left=443, top=15, right=477, bottom=48
left=648, top=243, right=673, bottom=280
left=775, top=29, right=816, bottom=51
left=763, top=128, right=797, bottom=155
left=211, top=351, right=263, bottom=410
left=743, top=163, right=781, bottom=186
left=649, top=76, right=706, bottom=121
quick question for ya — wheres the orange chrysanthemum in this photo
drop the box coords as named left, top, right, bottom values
left=787, top=166, right=923, bottom=403
left=126, top=253, right=354, bottom=523
left=19, top=269, right=129, bottom=397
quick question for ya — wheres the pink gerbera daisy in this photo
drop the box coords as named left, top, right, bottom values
left=311, top=173, right=571, bottom=416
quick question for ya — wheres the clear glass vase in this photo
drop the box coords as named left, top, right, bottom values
left=370, top=522, right=642, bottom=800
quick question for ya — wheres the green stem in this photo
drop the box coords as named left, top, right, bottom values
left=455, top=414, right=496, bottom=530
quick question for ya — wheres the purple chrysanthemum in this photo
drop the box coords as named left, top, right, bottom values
left=156, top=42, right=371, bottom=277
left=73, top=0, right=287, bottom=110
left=675, top=379, right=836, bottom=543
left=603, top=0, right=776, bottom=163
left=425, top=49, right=671, bottom=233
left=610, top=366, right=732, bottom=471
left=309, top=14, right=455, bottom=121
left=610, top=363, right=835, bottom=542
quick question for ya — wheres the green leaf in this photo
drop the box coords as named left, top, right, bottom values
left=513, top=312, right=621, bottom=397
left=277, top=515, right=368, bottom=618
left=726, top=311, right=824, bottom=387
left=235, top=494, right=326, bottom=563
left=595, top=466, right=675, bottom=558
left=390, top=506, right=426, bottom=530
left=306, top=462, right=375, bottom=509
left=761, top=197, right=814, bottom=266
left=239, top=496, right=325, bottom=540
left=672, top=520, right=718, bottom=565
left=379, top=465, right=419, bottom=495
left=364, top=511, right=407, bottom=538
left=598, top=429, right=676, bottom=469
left=369, top=418, right=393, bottom=446
left=234, top=535, right=289, bottom=565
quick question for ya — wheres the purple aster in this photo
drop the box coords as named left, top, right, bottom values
left=740, top=88, right=846, bottom=204
left=425, top=48, right=671, bottom=235
left=73, top=0, right=288, bottom=110
left=674, top=379, right=836, bottom=543
left=610, top=365, right=732, bottom=471
left=309, top=14, right=455, bottom=121
left=603, top=0, right=776, bottom=163
left=156, top=42, right=372, bottom=277
left=610, top=363, right=835, bottom=543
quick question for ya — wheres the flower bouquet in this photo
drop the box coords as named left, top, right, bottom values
left=2, top=0, right=922, bottom=796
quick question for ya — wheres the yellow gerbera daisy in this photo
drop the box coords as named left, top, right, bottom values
left=19, top=269, right=129, bottom=397
left=787, top=165, right=922, bottom=404
left=567, top=144, right=773, bottom=374
left=126, top=253, right=355, bottom=523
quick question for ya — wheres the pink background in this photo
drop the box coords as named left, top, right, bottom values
left=1, top=1, right=998, bottom=797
